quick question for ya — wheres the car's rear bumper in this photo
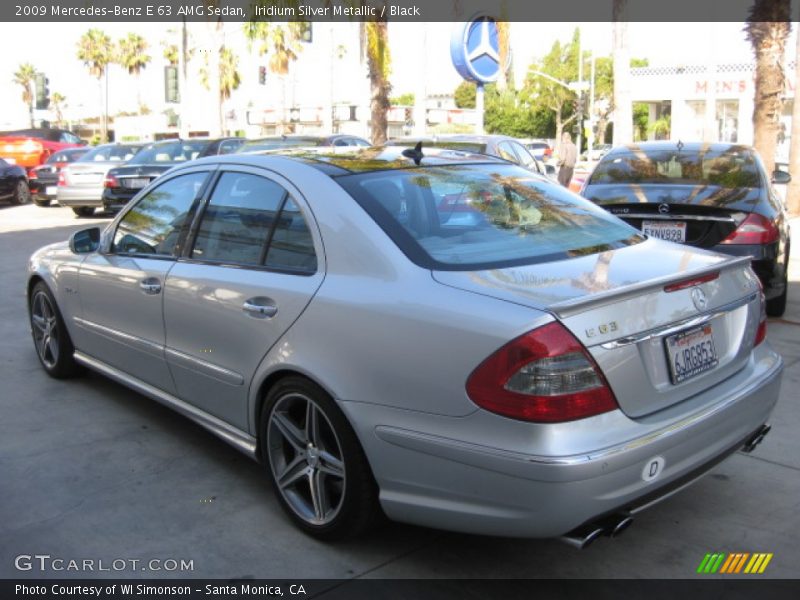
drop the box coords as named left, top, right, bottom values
left=711, top=243, right=786, bottom=299
left=344, top=344, right=782, bottom=538
left=56, top=185, right=104, bottom=207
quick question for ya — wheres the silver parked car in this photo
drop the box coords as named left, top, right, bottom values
left=56, top=142, right=143, bottom=217
left=27, top=146, right=782, bottom=544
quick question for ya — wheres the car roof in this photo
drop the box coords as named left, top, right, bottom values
left=182, top=145, right=508, bottom=177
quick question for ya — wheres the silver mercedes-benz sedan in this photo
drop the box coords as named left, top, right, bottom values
left=26, top=146, right=783, bottom=544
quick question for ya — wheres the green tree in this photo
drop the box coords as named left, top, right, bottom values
left=391, top=93, right=414, bottom=105
left=200, top=46, right=241, bottom=121
left=745, top=0, right=791, bottom=176
left=117, top=33, right=151, bottom=114
left=364, top=18, right=391, bottom=144
left=12, top=63, right=37, bottom=128
left=51, top=92, right=67, bottom=128
left=454, top=81, right=476, bottom=109
left=77, top=28, right=114, bottom=142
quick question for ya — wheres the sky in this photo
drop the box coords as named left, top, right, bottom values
left=0, top=20, right=795, bottom=129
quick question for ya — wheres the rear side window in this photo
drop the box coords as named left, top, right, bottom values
left=338, top=164, right=641, bottom=270
left=189, top=172, right=317, bottom=273
left=590, top=147, right=761, bottom=188
left=112, top=172, right=207, bottom=256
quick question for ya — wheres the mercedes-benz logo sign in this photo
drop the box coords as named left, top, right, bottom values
left=658, top=203, right=670, bottom=214
left=691, top=287, right=708, bottom=311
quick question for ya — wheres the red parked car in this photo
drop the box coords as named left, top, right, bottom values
left=0, top=128, right=85, bottom=177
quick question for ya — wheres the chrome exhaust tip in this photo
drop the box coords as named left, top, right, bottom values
left=560, top=526, right=605, bottom=550
left=741, top=424, right=771, bottom=453
left=560, top=512, right=633, bottom=549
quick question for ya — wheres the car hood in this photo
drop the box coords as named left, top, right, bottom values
left=582, top=183, right=762, bottom=212
left=431, top=237, right=735, bottom=317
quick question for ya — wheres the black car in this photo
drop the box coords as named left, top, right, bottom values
left=101, top=138, right=217, bottom=213
left=29, top=148, right=90, bottom=207
left=0, top=157, right=29, bottom=205
left=198, top=136, right=246, bottom=157
left=238, top=134, right=371, bottom=153
left=581, top=142, right=791, bottom=316
left=388, top=134, right=556, bottom=180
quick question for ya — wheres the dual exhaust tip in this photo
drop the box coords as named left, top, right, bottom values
left=561, top=423, right=772, bottom=549
left=560, top=512, right=634, bottom=550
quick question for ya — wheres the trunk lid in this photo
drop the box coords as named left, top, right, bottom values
left=433, top=239, right=762, bottom=418
left=582, top=183, right=762, bottom=248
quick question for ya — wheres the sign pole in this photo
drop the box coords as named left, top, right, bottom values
left=475, top=83, right=485, bottom=134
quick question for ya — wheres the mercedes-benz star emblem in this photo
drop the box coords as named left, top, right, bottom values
left=467, top=20, right=500, bottom=65
left=691, top=287, right=708, bottom=311
left=658, top=203, right=670, bottom=214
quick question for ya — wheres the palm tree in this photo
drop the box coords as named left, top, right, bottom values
left=612, top=0, right=632, bottom=145
left=363, top=18, right=391, bottom=144
left=787, top=25, right=800, bottom=216
left=244, top=21, right=304, bottom=133
left=117, top=33, right=151, bottom=114
left=12, top=63, right=37, bottom=127
left=51, top=92, right=67, bottom=128
left=77, top=28, right=114, bottom=142
left=745, top=0, right=791, bottom=178
left=200, top=46, right=241, bottom=134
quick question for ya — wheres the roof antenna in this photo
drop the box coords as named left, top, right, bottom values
left=402, top=141, right=424, bottom=166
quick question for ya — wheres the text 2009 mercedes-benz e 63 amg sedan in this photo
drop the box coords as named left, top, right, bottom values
left=27, top=146, right=782, bottom=546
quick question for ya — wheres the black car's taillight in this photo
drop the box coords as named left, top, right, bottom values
left=721, top=213, right=779, bottom=245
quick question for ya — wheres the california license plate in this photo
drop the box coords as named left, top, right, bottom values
left=665, top=324, right=718, bottom=384
left=643, top=220, right=686, bottom=243
left=45, top=186, right=57, bottom=196
left=123, top=178, right=149, bottom=189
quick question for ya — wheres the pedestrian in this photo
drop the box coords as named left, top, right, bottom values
left=557, top=132, right=577, bottom=188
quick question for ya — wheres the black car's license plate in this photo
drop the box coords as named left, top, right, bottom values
left=665, top=324, right=718, bottom=384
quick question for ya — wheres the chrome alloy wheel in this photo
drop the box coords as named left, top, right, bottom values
left=31, top=290, right=60, bottom=368
left=267, top=393, right=346, bottom=526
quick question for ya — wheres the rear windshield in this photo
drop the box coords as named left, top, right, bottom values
left=589, top=147, right=761, bottom=188
left=337, top=164, right=642, bottom=270
left=128, top=141, right=210, bottom=164
left=78, top=144, right=141, bottom=162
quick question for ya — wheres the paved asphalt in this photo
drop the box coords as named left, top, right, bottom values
left=1, top=204, right=798, bottom=581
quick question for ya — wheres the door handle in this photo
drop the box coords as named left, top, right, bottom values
left=242, top=298, right=278, bottom=318
left=139, top=277, right=162, bottom=295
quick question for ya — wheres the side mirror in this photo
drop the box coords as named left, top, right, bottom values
left=545, top=164, right=557, bottom=176
left=69, top=227, right=101, bottom=254
left=772, top=170, right=791, bottom=184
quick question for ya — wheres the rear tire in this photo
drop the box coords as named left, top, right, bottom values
left=766, top=251, right=789, bottom=318
left=29, top=281, right=82, bottom=379
left=260, top=376, right=380, bottom=540
left=11, top=180, right=31, bottom=205
left=72, top=206, right=95, bottom=217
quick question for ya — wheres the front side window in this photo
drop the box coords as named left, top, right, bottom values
left=338, top=164, right=642, bottom=270
left=112, top=172, right=207, bottom=256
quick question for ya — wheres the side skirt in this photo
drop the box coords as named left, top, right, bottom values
left=73, top=351, right=259, bottom=460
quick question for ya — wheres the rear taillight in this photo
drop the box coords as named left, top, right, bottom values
left=754, top=289, right=767, bottom=347
left=57, top=172, right=66, bottom=186
left=721, top=213, right=779, bottom=245
left=104, top=174, right=119, bottom=188
left=27, top=168, right=37, bottom=180
left=466, top=322, right=619, bottom=423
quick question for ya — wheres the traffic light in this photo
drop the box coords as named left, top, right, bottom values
left=164, top=66, right=179, bottom=103
left=35, top=73, right=50, bottom=110
left=258, top=66, right=266, bottom=85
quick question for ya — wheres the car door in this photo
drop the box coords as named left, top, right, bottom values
left=75, top=169, right=212, bottom=393
left=162, top=167, right=325, bottom=431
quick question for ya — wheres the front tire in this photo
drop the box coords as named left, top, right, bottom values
left=11, top=180, right=31, bottom=205
left=260, top=376, right=380, bottom=540
left=29, top=282, right=82, bottom=378
left=72, top=206, right=95, bottom=217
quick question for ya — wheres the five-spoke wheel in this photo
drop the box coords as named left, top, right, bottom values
left=29, top=282, right=81, bottom=378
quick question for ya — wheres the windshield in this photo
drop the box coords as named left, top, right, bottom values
left=78, top=144, right=141, bottom=163
left=128, top=140, right=210, bottom=165
left=589, top=147, right=761, bottom=188
left=338, top=164, right=642, bottom=270
left=240, top=137, right=326, bottom=152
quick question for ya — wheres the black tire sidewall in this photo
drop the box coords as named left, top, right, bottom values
left=259, top=376, right=378, bottom=540
left=29, top=282, right=80, bottom=378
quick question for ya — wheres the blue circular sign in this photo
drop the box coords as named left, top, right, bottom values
left=450, top=17, right=502, bottom=84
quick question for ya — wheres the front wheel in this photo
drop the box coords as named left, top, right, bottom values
left=72, top=206, right=95, bottom=217
left=261, top=377, right=380, bottom=540
left=29, top=282, right=82, bottom=378
left=11, top=180, right=31, bottom=205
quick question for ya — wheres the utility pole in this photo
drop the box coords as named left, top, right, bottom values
left=576, top=30, right=583, bottom=157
